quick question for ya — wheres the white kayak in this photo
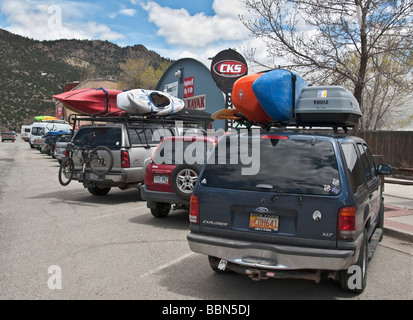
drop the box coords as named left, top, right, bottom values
left=117, top=89, right=185, bottom=115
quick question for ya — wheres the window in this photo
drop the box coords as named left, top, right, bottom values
left=357, top=143, right=377, bottom=182
left=74, top=127, right=122, bottom=149
left=201, top=135, right=341, bottom=196
left=128, top=128, right=174, bottom=146
left=341, top=143, right=365, bottom=194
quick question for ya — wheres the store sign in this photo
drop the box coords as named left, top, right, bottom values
left=184, top=76, right=194, bottom=98
left=164, top=81, right=178, bottom=97
left=212, top=60, right=247, bottom=78
left=184, top=94, right=206, bottom=110
left=56, top=104, right=64, bottom=118
left=211, top=49, right=248, bottom=93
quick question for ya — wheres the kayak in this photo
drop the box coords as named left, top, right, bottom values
left=232, top=73, right=273, bottom=123
left=117, top=89, right=185, bottom=115
left=252, top=69, right=307, bottom=123
left=53, top=88, right=123, bottom=116
left=211, top=108, right=243, bottom=121
left=34, top=116, right=59, bottom=121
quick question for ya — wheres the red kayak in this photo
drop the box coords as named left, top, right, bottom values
left=53, top=88, right=123, bottom=116
left=232, top=73, right=273, bottom=123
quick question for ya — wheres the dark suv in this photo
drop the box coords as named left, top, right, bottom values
left=187, top=130, right=391, bottom=293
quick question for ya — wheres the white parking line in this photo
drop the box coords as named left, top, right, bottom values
left=140, top=252, right=196, bottom=278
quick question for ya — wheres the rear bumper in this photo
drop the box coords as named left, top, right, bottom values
left=141, top=184, right=189, bottom=206
left=187, top=232, right=362, bottom=271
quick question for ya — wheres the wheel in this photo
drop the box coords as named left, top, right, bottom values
left=87, top=186, right=111, bottom=196
left=171, top=164, right=201, bottom=200
left=150, top=202, right=171, bottom=218
left=339, top=230, right=368, bottom=293
left=208, top=256, right=233, bottom=274
left=89, top=146, right=114, bottom=176
left=58, top=158, right=74, bottom=186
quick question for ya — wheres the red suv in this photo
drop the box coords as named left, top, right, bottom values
left=141, top=136, right=216, bottom=218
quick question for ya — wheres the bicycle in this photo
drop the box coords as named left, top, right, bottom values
left=58, top=133, right=114, bottom=186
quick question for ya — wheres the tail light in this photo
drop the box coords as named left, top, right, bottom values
left=189, top=195, right=199, bottom=224
left=338, top=206, right=357, bottom=240
left=121, top=150, right=130, bottom=168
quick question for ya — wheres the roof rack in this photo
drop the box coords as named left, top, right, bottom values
left=68, top=108, right=214, bottom=133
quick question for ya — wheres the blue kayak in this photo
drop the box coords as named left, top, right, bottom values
left=252, top=69, right=307, bottom=123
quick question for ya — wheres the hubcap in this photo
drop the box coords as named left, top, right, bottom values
left=176, top=168, right=198, bottom=193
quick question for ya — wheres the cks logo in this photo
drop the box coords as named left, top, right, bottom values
left=213, top=60, right=247, bottom=78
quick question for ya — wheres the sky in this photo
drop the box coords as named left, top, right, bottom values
left=0, top=0, right=269, bottom=69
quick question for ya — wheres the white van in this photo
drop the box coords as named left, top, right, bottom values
left=21, top=125, right=31, bottom=142
left=30, top=121, right=72, bottom=149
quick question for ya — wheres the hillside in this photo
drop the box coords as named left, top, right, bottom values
left=0, top=28, right=171, bottom=132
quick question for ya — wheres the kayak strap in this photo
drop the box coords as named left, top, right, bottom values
left=95, top=88, right=110, bottom=114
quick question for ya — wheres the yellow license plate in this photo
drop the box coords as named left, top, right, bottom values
left=249, top=213, right=279, bottom=232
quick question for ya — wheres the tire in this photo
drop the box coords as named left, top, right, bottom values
left=58, top=158, right=74, bottom=186
left=339, top=230, right=368, bottom=293
left=171, top=164, right=202, bottom=201
left=150, top=202, right=171, bottom=218
left=89, top=146, right=114, bottom=176
left=88, top=186, right=111, bottom=196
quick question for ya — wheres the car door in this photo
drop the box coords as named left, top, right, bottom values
left=356, top=142, right=381, bottom=228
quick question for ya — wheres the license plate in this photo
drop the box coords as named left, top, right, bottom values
left=154, top=175, right=169, bottom=184
left=249, top=213, right=279, bottom=232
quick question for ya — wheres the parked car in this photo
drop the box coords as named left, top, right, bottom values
left=2, top=132, right=16, bottom=142
left=141, top=136, right=217, bottom=218
left=187, top=130, right=392, bottom=293
left=65, top=119, right=207, bottom=196
left=54, top=134, right=73, bottom=164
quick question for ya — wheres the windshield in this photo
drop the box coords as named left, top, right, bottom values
left=200, top=135, right=341, bottom=196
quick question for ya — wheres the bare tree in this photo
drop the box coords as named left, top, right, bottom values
left=240, top=0, right=413, bottom=128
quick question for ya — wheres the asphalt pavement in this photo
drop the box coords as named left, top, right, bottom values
left=383, top=178, right=413, bottom=242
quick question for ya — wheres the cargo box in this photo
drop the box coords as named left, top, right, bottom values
left=295, top=86, right=362, bottom=127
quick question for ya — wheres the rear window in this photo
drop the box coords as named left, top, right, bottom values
left=73, top=127, right=122, bottom=149
left=200, top=135, right=341, bottom=196
left=153, top=139, right=215, bottom=165
left=32, top=127, right=45, bottom=136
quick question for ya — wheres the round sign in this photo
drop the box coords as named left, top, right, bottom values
left=211, top=49, right=248, bottom=93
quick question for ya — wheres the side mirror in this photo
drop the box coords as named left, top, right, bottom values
left=377, top=164, right=392, bottom=175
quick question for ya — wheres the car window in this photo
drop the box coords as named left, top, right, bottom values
left=73, top=127, right=122, bottom=149
left=357, top=143, right=377, bottom=182
left=341, top=143, right=365, bottom=194
left=32, top=127, right=45, bottom=136
left=153, top=140, right=215, bottom=165
left=200, top=135, right=341, bottom=196
left=128, top=128, right=174, bottom=146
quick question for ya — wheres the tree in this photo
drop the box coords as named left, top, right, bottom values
left=240, top=0, right=413, bottom=129
left=118, top=58, right=171, bottom=90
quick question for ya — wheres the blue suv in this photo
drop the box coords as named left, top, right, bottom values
left=187, top=130, right=391, bottom=293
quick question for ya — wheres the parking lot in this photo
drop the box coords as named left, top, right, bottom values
left=0, top=139, right=412, bottom=300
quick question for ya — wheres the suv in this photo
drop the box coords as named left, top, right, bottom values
left=141, top=136, right=216, bottom=217
left=187, top=130, right=391, bottom=293
left=2, top=132, right=16, bottom=142
left=67, top=122, right=174, bottom=195
left=66, top=118, right=207, bottom=196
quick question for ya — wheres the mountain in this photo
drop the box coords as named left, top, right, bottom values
left=0, top=28, right=171, bottom=132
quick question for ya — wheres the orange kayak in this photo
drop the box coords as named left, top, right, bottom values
left=232, top=73, right=272, bottom=123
